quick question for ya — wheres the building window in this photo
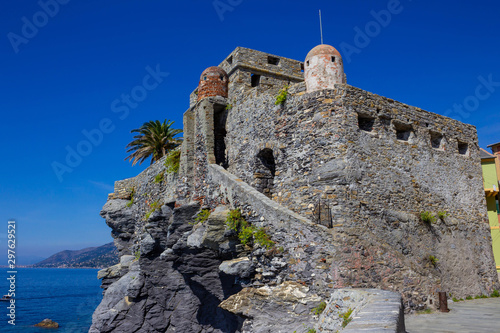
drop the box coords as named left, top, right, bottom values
left=254, top=148, right=276, bottom=199
left=226, top=56, right=233, bottom=65
left=267, top=56, right=280, bottom=65
left=393, top=121, right=414, bottom=142
left=430, top=131, right=444, bottom=150
left=331, top=56, right=335, bottom=63
left=458, top=141, right=469, bottom=155
left=358, top=114, right=375, bottom=132
left=251, top=74, right=261, bottom=87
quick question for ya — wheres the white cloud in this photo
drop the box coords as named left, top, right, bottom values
left=89, top=180, right=114, bottom=192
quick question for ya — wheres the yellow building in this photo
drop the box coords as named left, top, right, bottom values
left=481, top=145, right=500, bottom=270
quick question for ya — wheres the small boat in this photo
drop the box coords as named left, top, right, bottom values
left=0, top=295, right=11, bottom=301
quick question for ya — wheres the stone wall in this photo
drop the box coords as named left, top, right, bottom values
left=318, top=289, right=405, bottom=332
left=215, top=78, right=499, bottom=307
left=218, top=47, right=304, bottom=82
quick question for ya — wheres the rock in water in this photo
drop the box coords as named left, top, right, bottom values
left=34, top=318, right=59, bottom=328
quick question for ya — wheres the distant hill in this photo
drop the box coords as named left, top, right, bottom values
left=32, top=243, right=119, bottom=268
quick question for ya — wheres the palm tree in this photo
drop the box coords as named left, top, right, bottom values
left=125, top=119, right=182, bottom=166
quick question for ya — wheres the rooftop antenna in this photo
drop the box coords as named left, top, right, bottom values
left=319, top=10, right=324, bottom=44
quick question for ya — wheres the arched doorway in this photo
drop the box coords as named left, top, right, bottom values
left=254, top=148, right=276, bottom=199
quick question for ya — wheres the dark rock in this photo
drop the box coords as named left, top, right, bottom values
left=140, top=233, right=156, bottom=255
left=91, top=202, right=243, bottom=333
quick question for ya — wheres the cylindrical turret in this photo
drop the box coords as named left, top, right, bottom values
left=197, top=66, right=229, bottom=101
left=304, top=44, right=345, bottom=93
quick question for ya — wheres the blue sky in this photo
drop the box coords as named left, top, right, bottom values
left=1, top=0, right=499, bottom=259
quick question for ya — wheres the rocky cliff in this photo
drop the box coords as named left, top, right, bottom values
left=90, top=159, right=331, bottom=332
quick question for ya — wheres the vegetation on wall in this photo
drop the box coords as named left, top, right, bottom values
left=275, top=84, right=289, bottom=105
left=144, top=200, right=162, bottom=220
left=428, top=255, right=438, bottom=267
left=340, top=308, right=353, bottom=328
left=420, top=211, right=437, bottom=224
left=311, top=301, right=326, bottom=316
left=225, top=209, right=275, bottom=249
left=437, top=211, right=449, bottom=220
left=194, top=209, right=211, bottom=225
left=165, top=150, right=181, bottom=174
left=126, top=187, right=135, bottom=207
left=154, top=171, right=165, bottom=183
left=125, top=119, right=182, bottom=166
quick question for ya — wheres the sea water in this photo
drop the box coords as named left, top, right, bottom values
left=0, top=268, right=102, bottom=332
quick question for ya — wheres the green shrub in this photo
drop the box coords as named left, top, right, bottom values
left=452, top=297, right=459, bottom=302
left=226, top=209, right=247, bottom=232
left=306, top=329, right=316, bottom=333
left=254, top=227, right=274, bottom=249
left=437, top=211, right=449, bottom=220
left=417, top=308, right=433, bottom=314
left=193, top=209, right=211, bottom=225
left=225, top=103, right=233, bottom=110
left=475, top=294, right=488, bottom=299
left=144, top=200, right=161, bottom=220
left=491, top=290, right=500, bottom=297
left=311, top=301, right=326, bottom=316
left=126, top=187, right=135, bottom=207
left=238, top=225, right=255, bottom=245
left=428, top=255, right=438, bottom=267
left=340, top=308, right=353, bottom=328
left=134, top=250, right=140, bottom=260
left=164, top=150, right=181, bottom=174
left=226, top=210, right=275, bottom=249
left=275, top=85, right=289, bottom=105
left=466, top=295, right=473, bottom=300
left=154, top=172, right=164, bottom=183
left=421, top=211, right=437, bottom=224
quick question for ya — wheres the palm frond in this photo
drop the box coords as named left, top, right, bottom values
left=124, top=119, right=182, bottom=166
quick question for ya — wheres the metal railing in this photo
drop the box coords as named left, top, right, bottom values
left=313, top=199, right=333, bottom=228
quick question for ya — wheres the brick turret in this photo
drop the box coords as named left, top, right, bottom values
left=197, top=66, right=229, bottom=101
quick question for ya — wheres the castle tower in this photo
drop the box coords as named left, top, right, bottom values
left=304, top=44, right=345, bottom=93
left=197, top=66, right=229, bottom=101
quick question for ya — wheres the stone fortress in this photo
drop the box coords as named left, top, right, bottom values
left=93, top=45, right=500, bottom=333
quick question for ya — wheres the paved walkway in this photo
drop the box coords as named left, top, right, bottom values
left=405, top=298, right=500, bottom=333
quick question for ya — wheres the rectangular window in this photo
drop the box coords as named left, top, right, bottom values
left=267, top=56, right=280, bottom=65
left=458, top=141, right=469, bottom=155
left=430, top=131, right=444, bottom=150
left=393, top=121, right=413, bottom=142
left=357, top=114, right=375, bottom=132
left=251, top=74, right=261, bottom=87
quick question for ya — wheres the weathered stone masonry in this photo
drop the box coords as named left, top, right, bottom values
left=93, top=44, right=499, bottom=333
left=180, top=45, right=499, bottom=307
